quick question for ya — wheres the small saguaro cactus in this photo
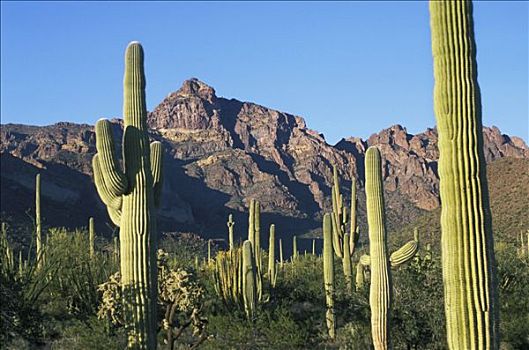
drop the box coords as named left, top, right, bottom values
left=331, top=166, right=359, bottom=292
left=92, top=41, right=163, bottom=350
left=362, top=147, right=419, bottom=350
left=227, top=214, right=235, bottom=250
left=242, top=240, right=257, bottom=319
left=279, top=238, right=284, bottom=268
left=430, top=1, right=498, bottom=348
left=35, top=174, right=42, bottom=269
left=268, top=224, right=277, bottom=288
left=322, top=213, right=335, bottom=339
left=89, top=217, right=95, bottom=259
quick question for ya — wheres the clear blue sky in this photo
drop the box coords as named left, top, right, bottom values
left=1, top=1, right=527, bottom=144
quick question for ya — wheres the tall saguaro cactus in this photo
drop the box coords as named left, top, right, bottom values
left=35, top=174, right=42, bottom=269
left=322, top=213, right=335, bottom=339
left=92, top=41, right=163, bottom=350
left=430, top=2, right=498, bottom=348
left=365, top=147, right=392, bottom=350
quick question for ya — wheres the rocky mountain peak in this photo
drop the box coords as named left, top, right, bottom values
left=176, top=78, right=217, bottom=103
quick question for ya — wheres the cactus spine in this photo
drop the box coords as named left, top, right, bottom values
left=322, top=213, right=335, bottom=339
left=430, top=2, right=498, bottom=348
left=365, top=147, right=392, bottom=350
left=89, top=217, right=95, bottom=259
left=92, top=42, right=162, bottom=349
left=268, top=224, right=276, bottom=288
left=35, top=174, right=42, bottom=269
left=227, top=214, right=235, bottom=250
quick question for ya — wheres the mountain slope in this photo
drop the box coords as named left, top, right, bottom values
left=1, top=78, right=527, bottom=240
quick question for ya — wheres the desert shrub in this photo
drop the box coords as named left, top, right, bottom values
left=40, top=228, right=117, bottom=319
left=496, top=243, right=529, bottom=349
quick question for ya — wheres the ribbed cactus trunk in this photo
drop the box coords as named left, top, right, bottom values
left=430, top=2, right=498, bottom=349
left=35, top=174, right=42, bottom=269
left=343, top=233, right=352, bottom=293
left=268, top=224, right=276, bottom=287
left=323, top=213, right=335, bottom=339
left=89, top=217, right=95, bottom=259
left=365, top=147, right=391, bottom=350
left=93, top=42, right=162, bottom=350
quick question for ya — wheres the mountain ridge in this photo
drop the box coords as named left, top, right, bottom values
left=1, top=78, right=527, bottom=239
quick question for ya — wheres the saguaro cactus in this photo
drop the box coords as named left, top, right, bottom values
left=227, top=214, right=235, bottom=250
left=268, top=224, right=276, bottom=287
left=430, top=2, right=498, bottom=348
left=331, top=166, right=359, bottom=292
left=362, top=147, right=418, bottom=349
left=279, top=238, right=284, bottom=268
left=322, top=213, right=335, bottom=339
left=35, top=174, right=42, bottom=269
left=92, top=41, right=162, bottom=349
left=292, top=235, right=298, bottom=260
left=365, top=147, right=391, bottom=350
left=242, top=240, right=257, bottom=319
left=89, top=217, right=95, bottom=259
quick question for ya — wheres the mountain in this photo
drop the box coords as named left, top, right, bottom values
left=1, top=78, right=527, bottom=241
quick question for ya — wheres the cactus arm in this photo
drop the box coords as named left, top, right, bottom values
left=390, top=228, right=419, bottom=268
left=323, top=213, right=336, bottom=339
left=331, top=212, right=344, bottom=258
left=349, top=178, right=358, bottom=255
left=150, top=141, right=163, bottom=208
left=360, top=254, right=371, bottom=266
left=390, top=242, right=418, bottom=268
left=92, top=154, right=123, bottom=210
left=107, top=207, right=122, bottom=227
left=342, top=232, right=353, bottom=292
left=94, top=119, right=128, bottom=196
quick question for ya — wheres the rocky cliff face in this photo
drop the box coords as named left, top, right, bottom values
left=1, top=78, right=527, bottom=236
